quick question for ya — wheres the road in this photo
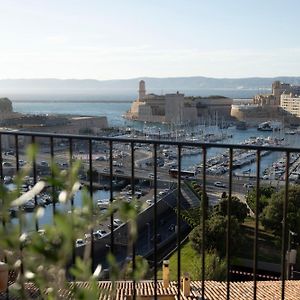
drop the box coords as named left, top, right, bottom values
left=1, top=145, right=269, bottom=201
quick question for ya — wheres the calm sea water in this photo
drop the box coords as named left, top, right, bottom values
left=13, top=101, right=132, bottom=127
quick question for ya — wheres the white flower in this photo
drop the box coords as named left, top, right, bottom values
left=92, top=264, right=102, bottom=278
left=58, top=190, right=68, bottom=203
left=19, top=233, right=28, bottom=243
left=72, top=181, right=81, bottom=193
left=14, top=260, right=22, bottom=268
left=25, top=271, right=35, bottom=279
left=36, top=207, right=45, bottom=219
left=11, top=181, right=46, bottom=207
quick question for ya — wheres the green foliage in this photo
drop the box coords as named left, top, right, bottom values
left=261, top=185, right=300, bottom=240
left=181, top=181, right=209, bottom=227
left=189, top=214, right=243, bottom=257
left=214, top=196, right=249, bottom=223
left=124, top=255, right=149, bottom=281
left=246, top=186, right=275, bottom=214
left=158, top=241, right=226, bottom=281
left=178, top=207, right=202, bottom=228
left=0, top=143, right=144, bottom=299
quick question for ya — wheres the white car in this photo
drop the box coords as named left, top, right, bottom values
left=96, top=230, right=107, bottom=237
left=113, top=219, right=122, bottom=226
left=146, top=199, right=154, bottom=206
left=75, top=239, right=85, bottom=247
left=92, top=232, right=102, bottom=240
left=243, top=183, right=254, bottom=189
left=214, top=181, right=226, bottom=188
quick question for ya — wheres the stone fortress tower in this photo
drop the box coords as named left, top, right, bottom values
left=0, top=98, right=13, bottom=114
left=125, top=80, right=232, bottom=124
left=272, top=81, right=291, bottom=106
left=138, top=80, right=146, bottom=101
left=231, top=81, right=300, bottom=126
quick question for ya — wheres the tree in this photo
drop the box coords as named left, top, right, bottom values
left=190, top=214, right=243, bottom=257
left=214, top=196, right=249, bottom=223
left=191, top=250, right=227, bottom=281
left=246, top=186, right=275, bottom=214
left=261, top=185, right=300, bottom=241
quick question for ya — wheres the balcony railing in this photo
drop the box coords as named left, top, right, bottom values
left=0, top=130, right=299, bottom=299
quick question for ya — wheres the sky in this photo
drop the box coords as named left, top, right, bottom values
left=0, top=0, right=300, bottom=80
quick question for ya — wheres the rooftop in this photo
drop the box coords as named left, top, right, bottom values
left=7, top=280, right=300, bottom=300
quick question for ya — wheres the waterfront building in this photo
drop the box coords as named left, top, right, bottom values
left=231, top=81, right=300, bottom=126
left=281, top=92, right=300, bottom=118
left=125, top=80, right=232, bottom=124
left=0, top=97, right=108, bottom=139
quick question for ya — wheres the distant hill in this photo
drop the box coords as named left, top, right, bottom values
left=1, top=76, right=300, bottom=101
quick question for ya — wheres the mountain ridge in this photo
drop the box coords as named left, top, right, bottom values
left=1, top=76, right=300, bottom=101
left=1, top=76, right=300, bottom=90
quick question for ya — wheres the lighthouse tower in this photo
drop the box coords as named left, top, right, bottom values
left=138, top=80, right=146, bottom=100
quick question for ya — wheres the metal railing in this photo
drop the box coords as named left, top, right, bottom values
left=0, top=130, right=299, bottom=300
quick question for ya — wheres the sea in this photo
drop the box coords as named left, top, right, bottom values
left=13, top=101, right=132, bottom=127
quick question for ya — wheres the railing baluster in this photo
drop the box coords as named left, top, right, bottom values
left=109, top=140, right=114, bottom=254
left=15, top=135, right=19, bottom=172
left=177, top=145, right=182, bottom=299
left=281, top=151, right=290, bottom=300
left=153, top=143, right=158, bottom=300
left=14, top=134, right=25, bottom=298
left=253, top=150, right=260, bottom=299
left=31, top=136, right=39, bottom=231
left=88, top=138, right=94, bottom=273
left=50, top=137, right=56, bottom=221
left=69, top=138, right=76, bottom=272
left=201, top=146, right=207, bottom=299
left=0, top=134, right=9, bottom=300
left=131, top=141, right=136, bottom=300
left=0, top=134, right=3, bottom=227
left=0, top=134, right=3, bottom=183
left=226, top=148, right=233, bottom=300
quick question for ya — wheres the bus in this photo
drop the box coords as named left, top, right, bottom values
left=168, top=168, right=196, bottom=179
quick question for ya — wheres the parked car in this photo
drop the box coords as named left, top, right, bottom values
left=146, top=199, right=153, bottom=206
left=108, top=219, right=122, bottom=229
left=214, top=181, right=226, bottom=188
left=243, top=183, right=254, bottom=189
left=75, top=239, right=85, bottom=247
left=92, top=232, right=102, bottom=240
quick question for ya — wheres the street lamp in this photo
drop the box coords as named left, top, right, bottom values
left=286, top=230, right=297, bottom=279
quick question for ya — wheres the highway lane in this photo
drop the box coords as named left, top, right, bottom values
left=1, top=147, right=266, bottom=200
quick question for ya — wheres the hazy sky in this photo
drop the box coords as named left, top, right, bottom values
left=1, top=0, right=300, bottom=80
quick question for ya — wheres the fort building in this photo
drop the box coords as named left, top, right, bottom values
left=231, top=81, right=300, bottom=126
left=125, top=80, right=232, bottom=124
left=0, top=97, right=108, bottom=143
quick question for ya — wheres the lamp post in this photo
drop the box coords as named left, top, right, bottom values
left=286, top=230, right=297, bottom=279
